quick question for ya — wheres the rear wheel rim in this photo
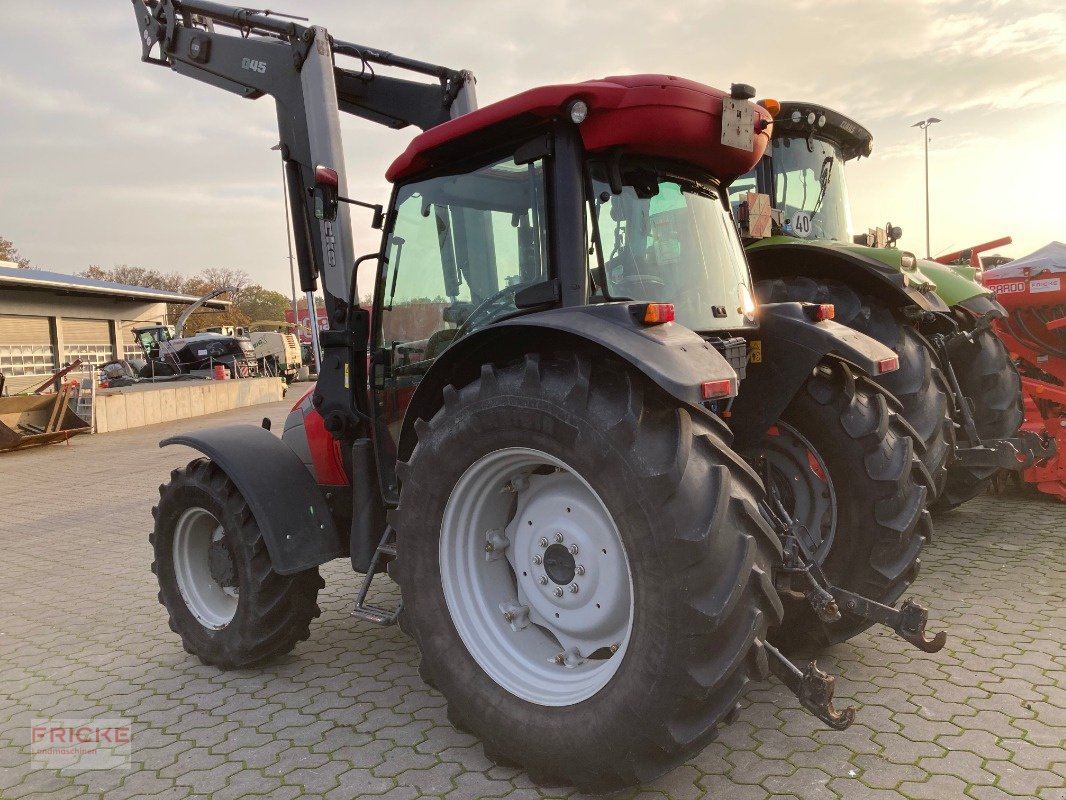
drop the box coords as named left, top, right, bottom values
left=760, top=422, right=837, bottom=563
left=172, top=506, right=238, bottom=629
left=439, top=447, right=634, bottom=707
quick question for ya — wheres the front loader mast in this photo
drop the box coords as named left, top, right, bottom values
left=133, top=0, right=476, bottom=435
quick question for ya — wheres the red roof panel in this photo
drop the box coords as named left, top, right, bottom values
left=386, top=74, right=772, bottom=183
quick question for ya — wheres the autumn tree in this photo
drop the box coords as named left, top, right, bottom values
left=0, top=236, right=31, bottom=268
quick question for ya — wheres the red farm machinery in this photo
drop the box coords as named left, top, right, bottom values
left=982, top=243, right=1066, bottom=501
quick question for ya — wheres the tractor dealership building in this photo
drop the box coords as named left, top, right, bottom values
left=0, top=262, right=227, bottom=393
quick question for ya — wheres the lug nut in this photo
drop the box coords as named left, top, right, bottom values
left=532, top=555, right=542, bottom=565
left=610, top=643, right=619, bottom=653
left=503, top=611, right=515, bottom=622
left=539, top=537, right=549, bottom=548
left=569, top=544, right=579, bottom=555
left=569, top=584, right=579, bottom=594
left=538, top=575, right=548, bottom=585
left=554, top=654, right=566, bottom=665
left=553, top=587, right=564, bottom=597
left=575, top=564, right=585, bottom=576
left=554, top=532, right=564, bottom=543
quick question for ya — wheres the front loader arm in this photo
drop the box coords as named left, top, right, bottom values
left=131, top=0, right=476, bottom=436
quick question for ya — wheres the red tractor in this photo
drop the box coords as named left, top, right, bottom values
left=134, top=1, right=943, bottom=790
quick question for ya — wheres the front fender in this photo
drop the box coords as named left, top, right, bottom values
left=730, top=302, right=898, bottom=447
left=396, top=302, right=739, bottom=463
left=162, top=424, right=345, bottom=574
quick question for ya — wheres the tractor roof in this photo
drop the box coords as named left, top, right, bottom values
left=773, top=101, right=873, bottom=161
left=386, top=75, right=772, bottom=184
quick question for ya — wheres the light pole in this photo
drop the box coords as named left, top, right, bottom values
left=911, top=117, right=941, bottom=258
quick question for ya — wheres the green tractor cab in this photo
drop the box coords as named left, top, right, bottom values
left=731, top=100, right=1035, bottom=510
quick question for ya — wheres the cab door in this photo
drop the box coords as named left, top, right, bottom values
left=371, top=149, right=549, bottom=502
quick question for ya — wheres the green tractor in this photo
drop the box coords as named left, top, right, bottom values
left=730, top=101, right=1047, bottom=510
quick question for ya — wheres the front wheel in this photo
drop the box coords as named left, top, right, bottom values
left=935, top=310, right=1025, bottom=511
left=151, top=458, right=324, bottom=668
left=745, top=361, right=929, bottom=649
left=390, top=353, right=783, bottom=792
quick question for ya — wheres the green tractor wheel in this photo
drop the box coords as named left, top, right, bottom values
left=756, top=277, right=954, bottom=503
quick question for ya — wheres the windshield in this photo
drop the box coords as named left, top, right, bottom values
left=770, top=136, right=852, bottom=242
left=588, top=162, right=755, bottom=332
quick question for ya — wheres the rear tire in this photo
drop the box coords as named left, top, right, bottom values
left=934, top=310, right=1025, bottom=511
left=746, top=361, right=930, bottom=649
left=151, top=458, right=324, bottom=668
left=390, top=353, right=783, bottom=792
left=757, top=277, right=954, bottom=503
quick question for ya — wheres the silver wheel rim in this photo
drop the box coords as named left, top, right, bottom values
left=760, top=421, right=837, bottom=563
left=172, top=507, right=238, bottom=629
left=439, top=447, right=634, bottom=706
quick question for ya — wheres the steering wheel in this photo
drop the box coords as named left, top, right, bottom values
left=452, top=283, right=527, bottom=339
left=612, top=273, right=666, bottom=299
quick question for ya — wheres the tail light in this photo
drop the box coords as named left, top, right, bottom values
left=807, top=303, right=835, bottom=322
left=700, top=379, right=735, bottom=400
left=877, top=356, right=899, bottom=374
left=641, top=303, right=675, bottom=324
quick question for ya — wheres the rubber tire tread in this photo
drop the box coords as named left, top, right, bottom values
left=389, top=352, right=783, bottom=793
left=766, top=362, right=931, bottom=650
left=756, top=277, right=954, bottom=504
left=151, top=458, right=324, bottom=668
left=935, top=312, right=1025, bottom=511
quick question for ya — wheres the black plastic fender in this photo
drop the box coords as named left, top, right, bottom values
left=748, top=244, right=950, bottom=314
left=956, top=293, right=1007, bottom=319
left=161, top=424, right=345, bottom=574
left=396, top=302, right=739, bottom=463
left=730, top=302, right=899, bottom=448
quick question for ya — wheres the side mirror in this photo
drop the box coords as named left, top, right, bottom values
left=313, top=165, right=339, bottom=222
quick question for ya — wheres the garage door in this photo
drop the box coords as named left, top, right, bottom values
left=62, top=318, right=114, bottom=365
left=0, top=314, right=56, bottom=390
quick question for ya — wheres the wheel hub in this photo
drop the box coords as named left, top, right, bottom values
left=542, top=543, right=576, bottom=585
left=757, top=422, right=837, bottom=563
left=208, top=537, right=237, bottom=588
left=439, top=448, right=634, bottom=707
left=172, top=507, right=239, bottom=629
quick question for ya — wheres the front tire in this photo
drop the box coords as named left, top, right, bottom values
left=935, top=310, right=1025, bottom=511
left=151, top=458, right=324, bottom=668
left=390, top=353, right=783, bottom=792
left=746, top=361, right=930, bottom=649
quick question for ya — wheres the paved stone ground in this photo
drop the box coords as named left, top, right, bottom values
left=1, top=397, right=1064, bottom=800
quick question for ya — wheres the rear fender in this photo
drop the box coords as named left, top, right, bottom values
left=397, top=302, right=741, bottom=463
left=161, top=424, right=345, bottom=574
left=730, top=302, right=899, bottom=448
left=748, top=243, right=949, bottom=313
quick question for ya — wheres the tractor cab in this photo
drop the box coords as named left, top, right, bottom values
left=131, top=324, right=174, bottom=360
left=730, top=102, right=872, bottom=244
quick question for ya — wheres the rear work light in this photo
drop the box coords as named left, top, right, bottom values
left=807, top=303, right=835, bottom=322
left=642, top=303, right=675, bottom=324
left=700, top=379, right=735, bottom=401
left=877, top=356, right=899, bottom=374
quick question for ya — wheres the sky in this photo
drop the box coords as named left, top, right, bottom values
left=1, top=0, right=1064, bottom=298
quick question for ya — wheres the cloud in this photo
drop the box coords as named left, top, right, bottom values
left=0, top=0, right=1063, bottom=289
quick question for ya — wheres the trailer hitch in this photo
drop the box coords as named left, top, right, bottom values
left=763, top=642, right=856, bottom=730
left=759, top=459, right=947, bottom=655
